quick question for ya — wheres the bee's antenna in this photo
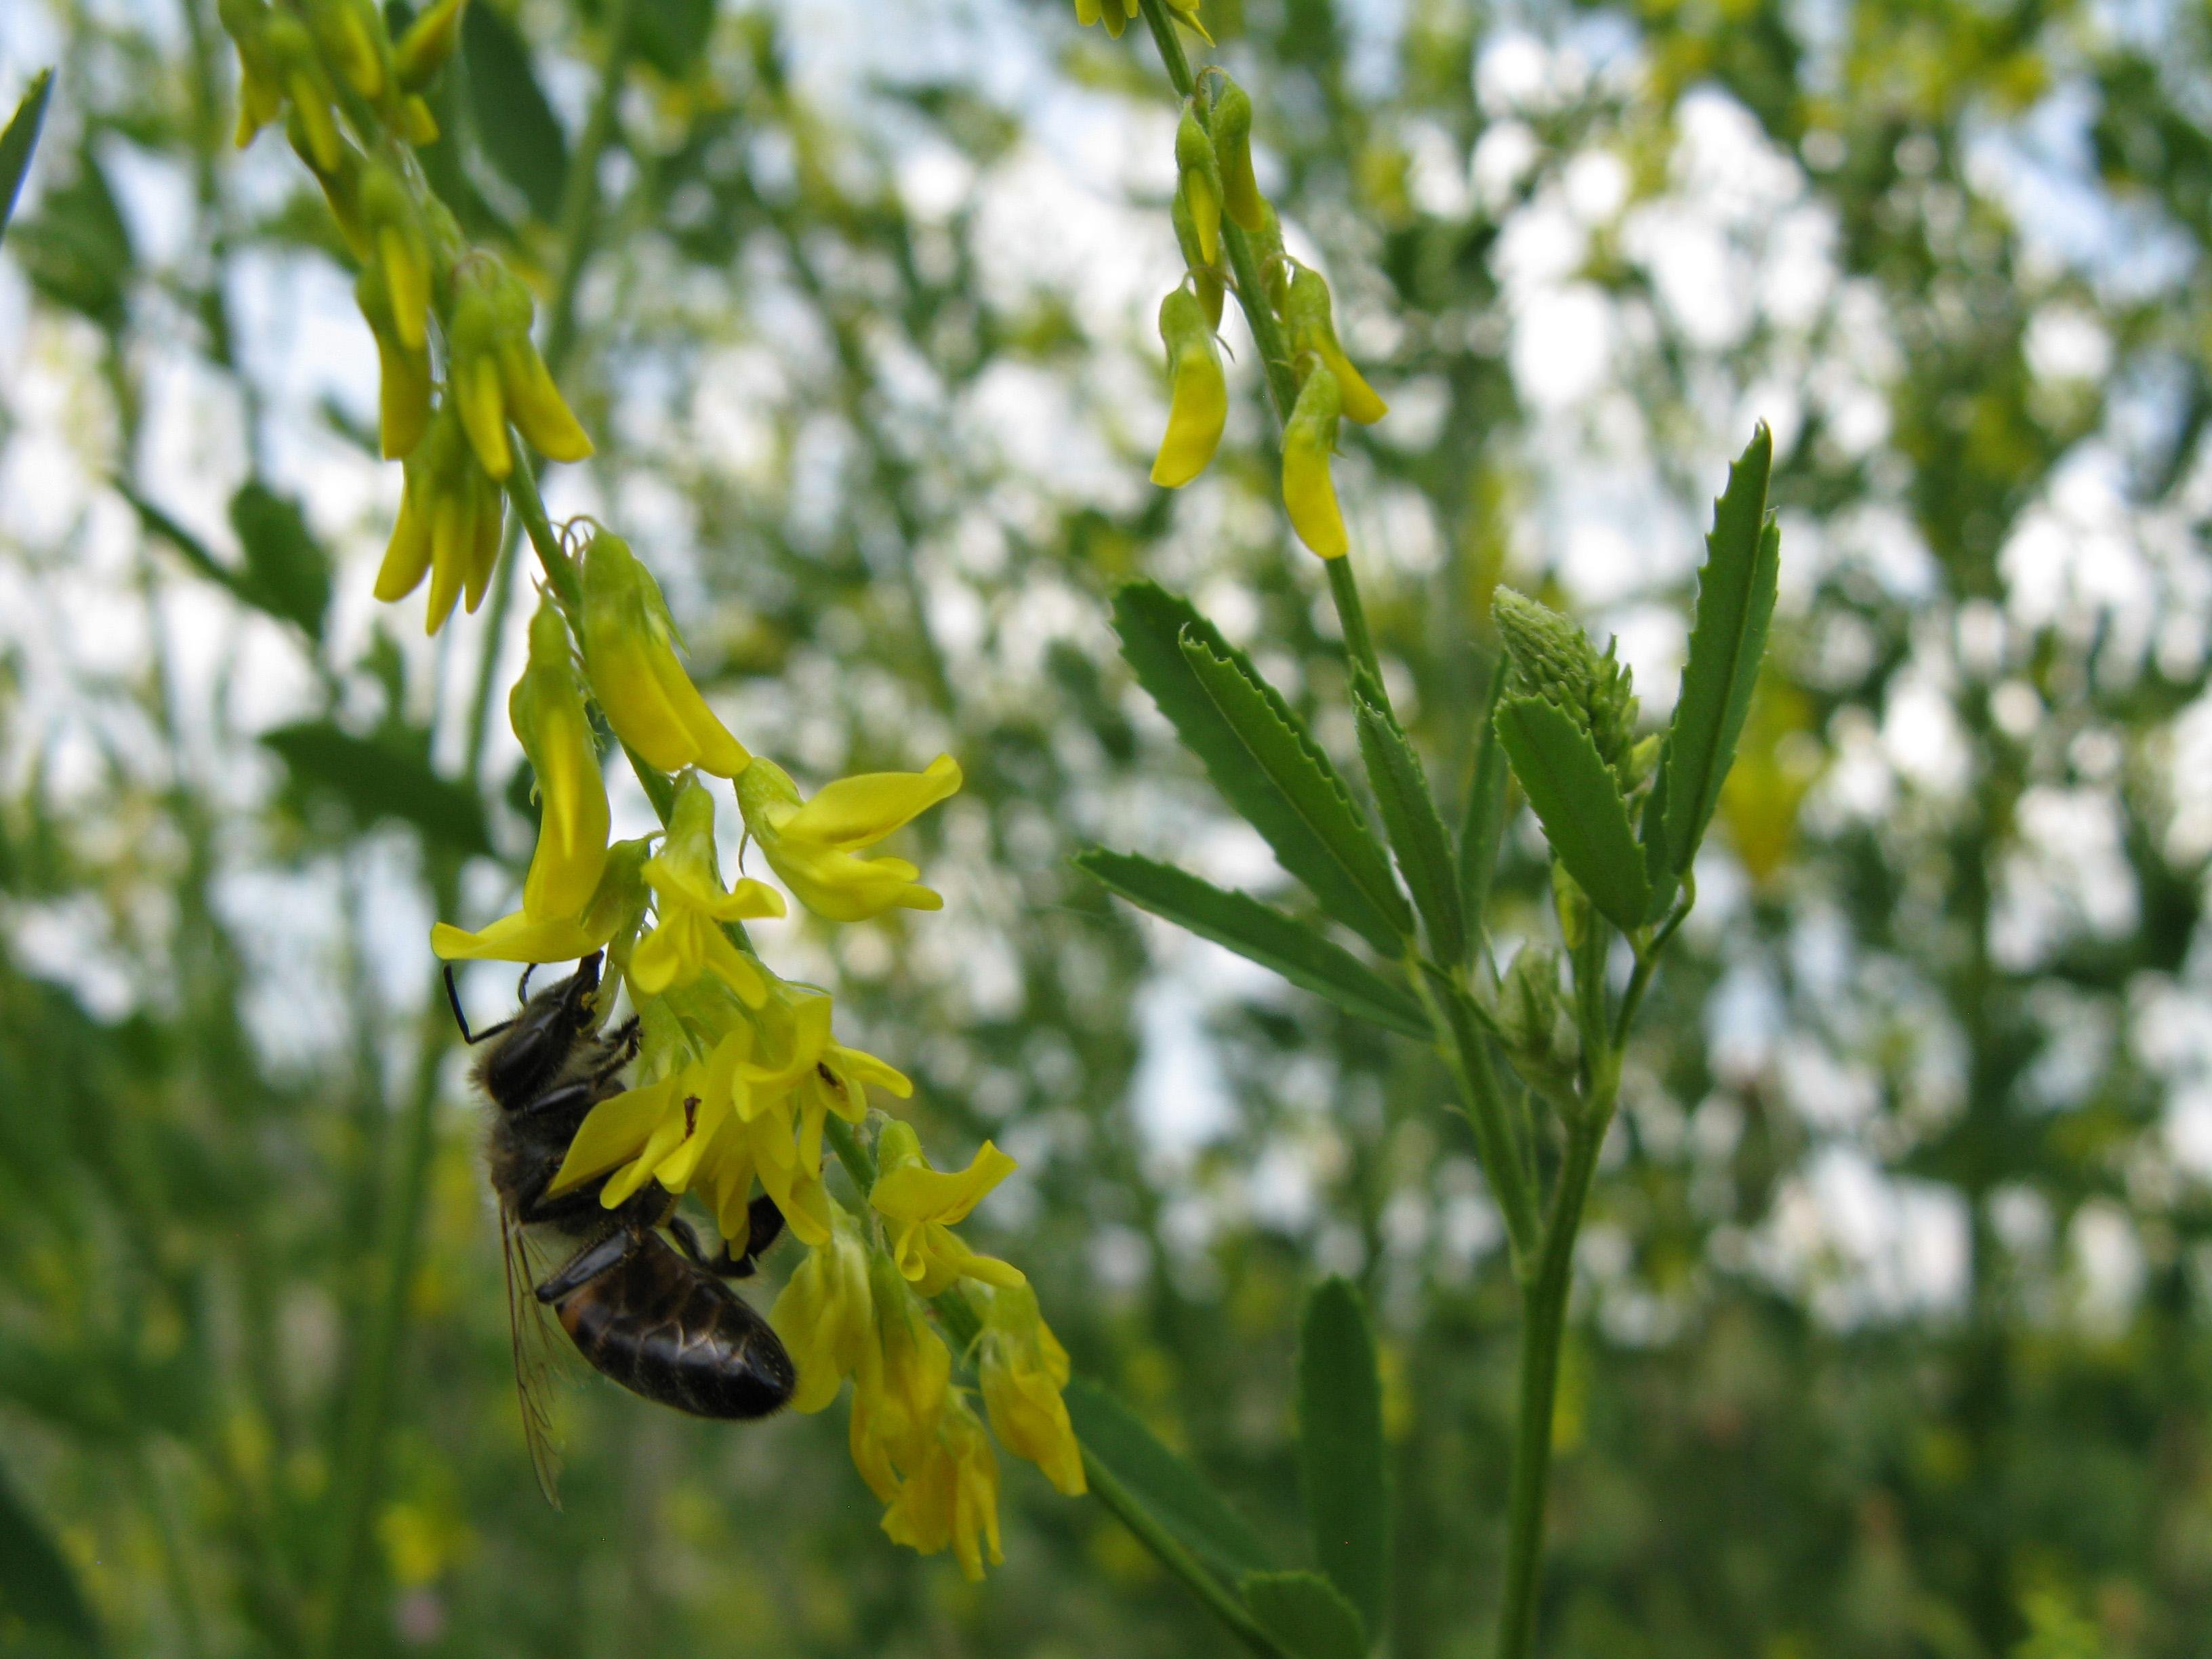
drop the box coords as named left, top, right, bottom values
left=446, top=962, right=514, bottom=1046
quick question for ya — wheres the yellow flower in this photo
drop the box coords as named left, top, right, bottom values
left=1170, top=189, right=1225, bottom=329
left=262, top=16, right=343, bottom=174
left=976, top=1281, right=1086, bottom=1496
left=303, top=0, right=388, bottom=101
left=1073, top=0, right=1139, bottom=37
left=1282, top=363, right=1349, bottom=560
left=880, top=1395, right=1002, bottom=1582
left=431, top=837, right=649, bottom=964
left=354, top=258, right=430, bottom=459
left=373, top=402, right=505, bottom=633
left=735, top=755, right=962, bottom=923
left=1208, top=77, right=1263, bottom=231
left=770, top=1208, right=876, bottom=1413
left=220, top=0, right=288, bottom=148
left=848, top=1252, right=951, bottom=1501
left=628, top=775, right=784, bottom=1006
left=394, top=0, right=465, bottom=89
left=510, top=596, right=609, bottom=922
left=579, top=531, right=753, bottom=778
left=1282, top=264, right=1388, bottom=425
left=360, top=162, right=432, bottom=354
left=448, top=261, right=594, bottom=480
left=1173, top=102, right=1223, bottom=267
left=1150, top=287, right=1227, bottom=489
left=868, top=1121, right=1024, bottom=1296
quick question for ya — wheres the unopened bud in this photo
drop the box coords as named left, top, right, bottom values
left=1150, top=287, right=1227, bottom=489
left=1208, top=79, right=1264, bottom=232
left=1174, top=103, right=1223, bottom=267
left=1283, top=264, right=1387, bottom=424
left=1282, top=363, right=1347, bottom=559
left=394, top=0, right=466, bottom=90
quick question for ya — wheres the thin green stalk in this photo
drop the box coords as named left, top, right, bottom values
left=1492, top=1094, right=1610, bottom=1659
left=466, top=0, right=638, bottom=777
left=1411, top=957, right=1537, bottom=1268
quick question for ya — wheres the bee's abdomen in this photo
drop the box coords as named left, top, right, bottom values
left=558, top=1234, right=795, bottom=1420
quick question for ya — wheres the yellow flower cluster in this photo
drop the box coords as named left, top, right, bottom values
left=1144, top=71, right=1388, bottom=558
left=222, top=0, right=1084, bottom=1580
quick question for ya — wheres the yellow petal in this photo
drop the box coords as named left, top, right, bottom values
left=1283, top=426, right=1349, bottom=559
left=777, top=754, right=962, bottom=849
left=1150, top=347, right=1227, bottom=489
left=429, top=911, right=607, bottom=963
left=546, top=1080, right=675, bottom=1196
left=455, top=352, right=510, bottom=480
left=373, top=485, right=432, bottom=602
left=869, top=1141, right=1018, bottom=1227
left=498, top=337, right=595, bottom=464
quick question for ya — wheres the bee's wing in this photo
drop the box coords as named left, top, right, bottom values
left=501, top=1205, right=567, bottom=1508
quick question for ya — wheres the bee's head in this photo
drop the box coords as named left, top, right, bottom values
left=454, top=951, right=606, bottom=1110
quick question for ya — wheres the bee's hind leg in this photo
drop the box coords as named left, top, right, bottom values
left=665, top=1197, right=785, bottom=1280
left=534, top=1231, right=636, bottom=1305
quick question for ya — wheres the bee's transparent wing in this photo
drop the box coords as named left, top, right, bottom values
left=501, top=1206, right=567, bottom=1507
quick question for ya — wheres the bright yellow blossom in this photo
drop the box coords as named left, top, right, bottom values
left=374, top=402, right=505, bottom=633
left=848, top=1251, right=953, bottom=1500
left=1173, top=102, right=1223, bottom=266
left=430, top=837, right=649, bottom=964
left=448, top=261, right=594, bottom=480
left=1073, top=0, right=1139, bottom=36
left=628, top=775, right=784, bottom=1005
left=869, top=1122, right=1024, bottom=1295
left=880, top=1395, right=1003, bottom=1582
left=771, top=1208, right=877, bottom=1412
left=354, top=257, right=430, bottom=459
left=579, top=531, right=753, bottom=777
left=510, top=596, right=609, bottom=922
left=977, top=1281, right=1086, bottom=1496
left=1283, top=363, right=1349, bottom=559
left=736, top=755, right=962, bottom=923
left=1284, top=264, right=1388, bottom=424
left=1150, top=286, right=1227, bottom=489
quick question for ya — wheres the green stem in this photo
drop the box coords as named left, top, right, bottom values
left=503, top=449, right=584, bottom=613
left=1412, top=958, right=1537, bottom=1269
left=1492, top=1093, right=1610, bottom=1659
left=466, top=0, right=638, bottom=777
left=1083, top=1450, right=1294, bottom=1659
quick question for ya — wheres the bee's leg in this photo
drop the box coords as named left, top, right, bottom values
left=533, top=1230, right=636, bottom=1305
left=514, top=1079, right=603, bottom=1120
left=588, top=1019, right=642, bottom=1086
left=665, top=1215, right=746, bottom=1277
left=741, top=1193, right=786, bottom=1267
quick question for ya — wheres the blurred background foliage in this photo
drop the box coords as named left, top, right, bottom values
left=3, top=0, right=2212, bottom=1654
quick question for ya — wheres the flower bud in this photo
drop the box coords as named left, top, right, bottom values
left=1282, top=363, right=1348, bottom=559
left=1498, top=944, right=1580, bottom=1103
left=1283, top=264, right=1388, bottom=424
left=977, top=1282, right=1086, bottom=1497
left=394, top=0, right=466, bottom=91
left=360, top=162, right=432, bottom=353
left=374, top=402, right=504, bottom=633
left=449, top=261, right=594, bottom=480
left=1150, top=287, right=1227, bottom=489
left=1073, top=0, right=1139, bottom=37
left=1208, top=78, right=1265, bottom=232
left=302, top=0, right=388, bottom=101
left=1492, top=588, right=1638, bottom=769
left=354, top=258, right=431, bottom=457
left=510, top=596, right=610, bottom=922
left=1169, top=189, right=1225, bottom=329
left=394, top=94, right=440, bottom=146
left=220, top=0, right=287, bottom=148
left=1551, top=862, right=1592, bottom=953
left=1174, top=102, right=1223, bottom=267
left=265, top=16, right=344, bottom=175
left=578, top=531, right=752, bottom=778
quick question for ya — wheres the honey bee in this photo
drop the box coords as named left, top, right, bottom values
left=447, top=951, right=796, bottom=1502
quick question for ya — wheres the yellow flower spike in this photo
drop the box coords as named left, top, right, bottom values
left=880, top=1396, right=1002, bottom=1581
left=1283, top=264, right=1389, bottom=425
left=628, top=775, right=785, bottom=1005
left=304, top=0, right=388, bottom=101
left=579, top=531, right=754, bottom=778
left=1173, top=103, right=1223, bottom=267
left=394, top=0, right=466, bottom=90
left=511, top=597, right=610, bottom=922
left=360, top=165, right=432, bottom=352
left=977, top=1280, right=1086, bottom=1496
left=735, top=754, right=963, bottom=924
left=769, top=1210, right=876, bottom=1412
left=849, top=1252, right=952, bottom=1500
left=1150, top=287, right=1227, bottom=489
left=868, top=1121, right=1025, bottom=1295
left=354, top=261, right=430, bottom=458
left=1283, top=362, right=1350, bottom=560
left=431, top=836, right=651, bottom=964
left=1209, top=79, right=1264, bottom=231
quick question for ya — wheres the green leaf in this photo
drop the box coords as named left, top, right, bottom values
left=0, top=1450, right=100, bottom=1650
left=1350, top=678, right=1465, bottom=967
left=262, top=722, right=493, bottom=858
left=1064, top=1378, right=1275, bottom=1582
left=1111, top=582, right=1409, bottom=954
left=0, top=69, right=54, bottom=246
left=1456, top=653, right=1510, bottom=939
left=1240, top=1572, right=1367, bottom=1659
left=632, top=0, right=715, bottom=77
left=1076, top=851, right=1429, bottom=1038
left=1648, top=422, right=1779, bottom=884
left=230, top=483, right=331, bottom=640
left=10, top=143, right=132, bottom=328
left=1297, top=1278, right=1389, bottom=1637
left=462, top=0, right=569, bottom=220
left=1494, top=695, right=1651, bottom=934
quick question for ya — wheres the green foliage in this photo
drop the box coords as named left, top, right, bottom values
left=1492, top=695, right=1651, bottom=933
left=260, top=721, right=494, bottom=857
left=1296, top=1278, right=1389, bottom=1639
left=0, top=70, right=52, bottom=245
left=1351, top=677, right=1465, bottom=967
left=1075, top=850, right=1430, bottom=1036
left=1063, top=1380, right=1275, bottom=1581
left=9, top=142, right=131, bottom=329
left=1240, top=1572, right=1367, bottom=1659
left=462, top=0, right=569, bottom=220
left=0, top=1453, right=98, bottom=1651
